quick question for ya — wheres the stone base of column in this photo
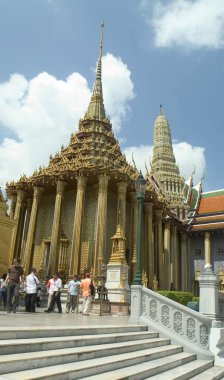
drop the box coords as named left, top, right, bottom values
left=129, top=285, right=142, bottom=323
left=199, top=265, right=220, bottom=320
left=105, top=263, right=129, bottom=303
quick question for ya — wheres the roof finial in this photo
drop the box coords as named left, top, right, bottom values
left=160, top=104, right=163, bottom=115
left=191, top=165, right=196, bottom=177
left=96, top=21, right=104, bottom=80
left=99, top=21, right=104, bottom=59
left=84, top=22, right=106, bottom=121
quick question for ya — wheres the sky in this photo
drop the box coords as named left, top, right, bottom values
left=0, top=0, right=224, bottom=193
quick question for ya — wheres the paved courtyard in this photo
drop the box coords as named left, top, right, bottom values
left=0, top=307, right=130, bottom=328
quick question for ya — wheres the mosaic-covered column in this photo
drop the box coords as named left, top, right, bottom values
left=155, top=209, right=163, bottom=289
left=9, top=190, right=26, bottom=264
left=145, top=202, right=153, bottom=288
left=181, top=233, right=188, bottom=291
left=14, top=200, right=27, bottom=259
left=20, top=198, right=32, bottom=263
left=130, top=191, right=138, bottom=282
left=172, top=225, right=179, bottom=290
left=9, top=194, right=17, bottom=218
left=164, top=221, right=171, bottom=290
left=24, top=186, right=44, bottom=273
left=48, top=180, right=67, bottom=274
left=94, top=174, right=109, bottom=277
left=70, top=176, right=87, bottom=276
left=117, top=181, right=127, bottom=235
left=204, top=231, right=211, bottom=266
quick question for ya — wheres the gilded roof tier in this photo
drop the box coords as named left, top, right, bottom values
left=6, top=25, right=168, bottom=209
left=6, top=24, right=138, bottom=195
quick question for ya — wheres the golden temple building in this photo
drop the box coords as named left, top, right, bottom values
left=3, top=25, right=224, bottom=293
left=0, top=188, right=17, bottom=274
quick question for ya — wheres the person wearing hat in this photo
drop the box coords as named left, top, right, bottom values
left=80, top=273, right=95, bottom=315
left=45, top=272, right=62, bottom=313
left=25, top=268, right=39, bottom=312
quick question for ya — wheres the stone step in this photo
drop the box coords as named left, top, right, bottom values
left=0, top=324, right=147, bottom=340
left=0, top=338, right=172, bottom=375
left=83, top=354, right=207, bottom=380
left=190, top=366, right=224, bottom=379
left=1, top=346, right=185, bottom=379
left=0, top=331, right=158, bottom=355
left=145, top=359, right=213, bottom=379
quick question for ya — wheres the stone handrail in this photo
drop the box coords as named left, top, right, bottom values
left=130, top=285, right=213, bottom=358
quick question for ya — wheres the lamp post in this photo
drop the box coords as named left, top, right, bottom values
left=133, top=172, right=147, bottom=285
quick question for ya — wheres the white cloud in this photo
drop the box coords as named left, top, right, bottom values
left=0, top=54, right=134, bottom=186
left=102, top=54, right=135, bottom=131
left=124, top=142, right=206, bottom=184
left=173, top=142, right=206, bottom=183
left=123, top=145, right=153, bottom=174
left=141, top=0, right=224, bottom=49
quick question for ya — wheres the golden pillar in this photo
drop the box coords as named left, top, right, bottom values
left=20, top=198, right=32, bottom=263
left=9, top=194, right=17, bottom=218
left=14, top=200, right=27, bottom=259
left=181, top=233, right=188, bottom=291
left=172, top=225, right=179, bottom=290
left=164, top=221, right=171, bottom=290
left=94, top=174, right=109, bottom=276
left=70, top=176, right=87, bottom=276
left=9, top=190, right=26, bottom=265
left=24, top=186, right=44, bottom=273
left=48, top=180, right=67, bottom=274
left=145, top=202, right=153, bottom=288
left=117, top=181, right=127, bottom=234
left=155, top=209, right=163, bottom=289
left=130, top=191, right=138, bottom=282
left=204, top=231, right=211, bottom=266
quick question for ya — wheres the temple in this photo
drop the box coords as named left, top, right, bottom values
left=2, top=25, right=224, bottom=294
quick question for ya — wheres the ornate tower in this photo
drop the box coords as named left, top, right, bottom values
left=151, top=106, right=185, bottom=214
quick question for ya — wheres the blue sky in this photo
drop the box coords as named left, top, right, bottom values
left=0, top=0, right=224, bottom=192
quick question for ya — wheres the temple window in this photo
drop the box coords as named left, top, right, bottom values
left=195, top=248, right=202, bottom=256
left=217, top=247, right=224, bottom=254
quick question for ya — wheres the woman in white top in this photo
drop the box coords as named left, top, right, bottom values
left=45, top=272, right=62, bottom=313
left=25, top=268, right=39, bottom=312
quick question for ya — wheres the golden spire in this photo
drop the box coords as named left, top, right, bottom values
left=84, top=22, right=106, bottom=121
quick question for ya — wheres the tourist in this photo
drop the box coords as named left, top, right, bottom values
left=25, top=268, right=39, bottom=312
left=80, top=273, right=95, bottom=315
left=46, top=275, right=55, bottom=308
left=36, top=285, right=41, bottom=307
left=45, top=272, right=62, bottom=313
left=6, top=258, right=24, bottom=313
left=0, top=273, right=7, bottom=308
left=66, top=274, right=80, bottom=313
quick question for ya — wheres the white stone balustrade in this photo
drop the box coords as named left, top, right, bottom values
left=130, top=285, right=212, bottom=358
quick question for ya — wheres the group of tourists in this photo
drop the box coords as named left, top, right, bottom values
left=0, top=258, right=95, bottom=315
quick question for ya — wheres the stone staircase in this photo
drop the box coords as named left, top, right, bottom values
left=0, top=324, right=224, bottom=379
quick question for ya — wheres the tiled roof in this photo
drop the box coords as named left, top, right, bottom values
left=189, top=189, right=224, bottom=231
left=191, top=222, right=224, bottom=231
left=198, top=194, right=224, bottom=214
left=189, top=187, right=200, bottom=210
left=195, top=214, right=224, bottom=223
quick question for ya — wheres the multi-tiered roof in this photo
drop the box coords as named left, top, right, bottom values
left=151, top=106, right=185, bottom=209
left=7, top=24, right=137, bottom=196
